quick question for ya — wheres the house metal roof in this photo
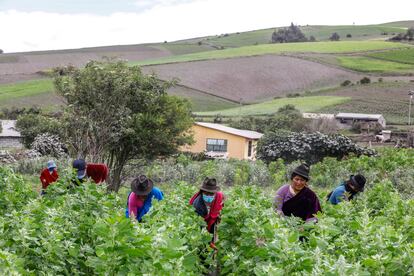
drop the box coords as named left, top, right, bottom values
left=335, top=113, right=384, bottom=120
left=0, top=120, right=21, bottom=137
left=195, top=122, right=263, bottom=139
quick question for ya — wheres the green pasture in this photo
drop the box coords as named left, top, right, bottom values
left=0, top=79, right=54, bottom=102
left=379, top=20, right=414, bottom=28
left=134, top=41, right=411, bottom=66
left=337, top=56, right=414, bottom=73
left=175, top=24, right=407, bottom=49
left=195, top=96, right=350, bottom=117
left=368, top=48, right=414, bottom=65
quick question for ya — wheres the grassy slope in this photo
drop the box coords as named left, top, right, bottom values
left=177, top=24, right=408, bottom=48
left=0, top=79, right=54, bottom=102
left=195, top=96, right=350, bottom=117
left=134, top=41, right=410, bottom=66
left=337, top=56, right=414, bottom=73
left=368, top=48, right=414, bottom=64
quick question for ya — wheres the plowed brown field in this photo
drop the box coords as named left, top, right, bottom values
left=0, top=45, right=171, bottom=84
left=144, top=55, right=363, bottom=103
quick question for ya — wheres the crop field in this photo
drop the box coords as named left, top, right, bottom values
left=0, top=149, right=413, bottom=274
left=337, top=56, right=414, bottom=73
left=168, top=85, right=238, bottom=112
left=134, top=41, right=409, bottom=66
left=368, top=48, right=414, bottom=65
left=144, top=55, right=361, bottom=103
left=315, top=81, right=414, bottom=124
left=195, top=96, right=350, bottom=117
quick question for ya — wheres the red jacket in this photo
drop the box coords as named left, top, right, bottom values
left=190, top=191, right=224, bottom=232
left=86, top=163, right=109, bottom=184
left=40, top=168, right=59, bottom=189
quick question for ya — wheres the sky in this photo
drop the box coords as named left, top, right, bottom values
left=0, top=0, right=413, bottom=53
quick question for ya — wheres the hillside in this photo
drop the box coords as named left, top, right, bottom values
left=1, top=21, right=414, bottom=121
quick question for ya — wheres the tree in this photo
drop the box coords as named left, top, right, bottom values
left=15, top=114, right=61, bottom=147
left=229, top=105, right=307, bottom=133
left=54, top=59, right=194, bottom=191
left=271, top=23, right=308, bottom=43
left=329, top=32, right=340, bottom=41
left=0, top=49, right=3, bottom=54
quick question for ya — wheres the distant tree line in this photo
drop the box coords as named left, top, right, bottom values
left=389, top=27, right=414, bottom=41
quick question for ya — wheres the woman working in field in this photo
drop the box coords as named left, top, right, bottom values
left=274, top=164, right=321, bottom=223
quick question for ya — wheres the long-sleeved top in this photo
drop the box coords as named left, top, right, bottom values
left=40, top=168, right=59, bottom=189
left=328, top=182, right=358, bottom=204
left=86, top=164, right=109, bottom=184
left=190, top=191, right=224, bottom=233
left=125, top=187, right=164, bottom=222
left=274, top=184, right=321, bottom=223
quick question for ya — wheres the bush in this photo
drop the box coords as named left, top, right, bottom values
left=257, top=131, right=375, bottom=164
left=16, top=114, right=62, bottom=148
left=341, top=80, right=352, bottom=86
left=329, top=32, right=340, bottom=41
left=360, top=77, right=371, bottom=84
left=346, top=34, right=352, bottom=38
left=31, top=133, right=67, bottom=157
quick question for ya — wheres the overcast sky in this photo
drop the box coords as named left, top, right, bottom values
left=1, top=0, right=413, bottom=53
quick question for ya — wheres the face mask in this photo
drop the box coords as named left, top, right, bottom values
left=202, top=194, right=215, bottom=203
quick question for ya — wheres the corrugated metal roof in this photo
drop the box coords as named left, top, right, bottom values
left=195, top=122, right=263, bottom=139
left=335, top=113, right=384, bottom=120
left=0, top=120, right=21, bottom=137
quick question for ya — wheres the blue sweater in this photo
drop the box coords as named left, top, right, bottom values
left=328, top=183, right=347, bottom=205
left=125, top=187, right=164, bottom=221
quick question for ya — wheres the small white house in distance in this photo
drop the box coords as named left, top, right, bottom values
left=335, top=113, right=386, bottom=128
left=0, top=120, right=23, bottom=148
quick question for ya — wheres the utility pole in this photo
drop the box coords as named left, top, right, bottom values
left=409, top=91, right=414, bottom=125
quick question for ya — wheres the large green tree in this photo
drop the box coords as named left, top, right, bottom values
left=54, top=59, right=194, bottom=191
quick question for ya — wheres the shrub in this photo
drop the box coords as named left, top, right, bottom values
left=329, top=32, right=340, bottom=41
left=360, top=77, right=371, bottom=84
left=31, top=133, right=67, bottom=157
left=346, top=34, right=352, bottom=38
left=257, top=131, right=375, bottom=164
left=341, top=80, right=352, bottom=86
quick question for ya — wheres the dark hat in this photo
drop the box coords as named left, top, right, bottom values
left=200, top=177, right=219, bottom=193
left=291, top=164, right=310, bottom=181
left=131, top=175, right=153, bottom=196
left=350, top=174, right=366, bottom=192
left=72, top=159, right=86, bottom=179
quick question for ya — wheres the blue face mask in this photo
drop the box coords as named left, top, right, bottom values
left=202, top=194, right=215, bottom=203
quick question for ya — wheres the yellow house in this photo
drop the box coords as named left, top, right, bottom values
left=182, top=122, right=263, bottom=160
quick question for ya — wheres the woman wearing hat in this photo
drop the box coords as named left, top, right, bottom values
left=39, top=160, right=59, bottom=194
left=327, top=174, right=366, bottom=205
left=189, top=177, right=224, bottom=233
left=72, top=159, right=109, bottom=184
left=126, top=175, right=163, bottom=222
left=274, top=164, right=321, bottom=223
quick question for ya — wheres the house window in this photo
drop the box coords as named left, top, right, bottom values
left=248, top=141, right=252, bottom=157
left=206, top=138, right=227, bottom=152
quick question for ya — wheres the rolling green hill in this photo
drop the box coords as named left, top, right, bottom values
left=134, top=41, right=410, bottom=66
